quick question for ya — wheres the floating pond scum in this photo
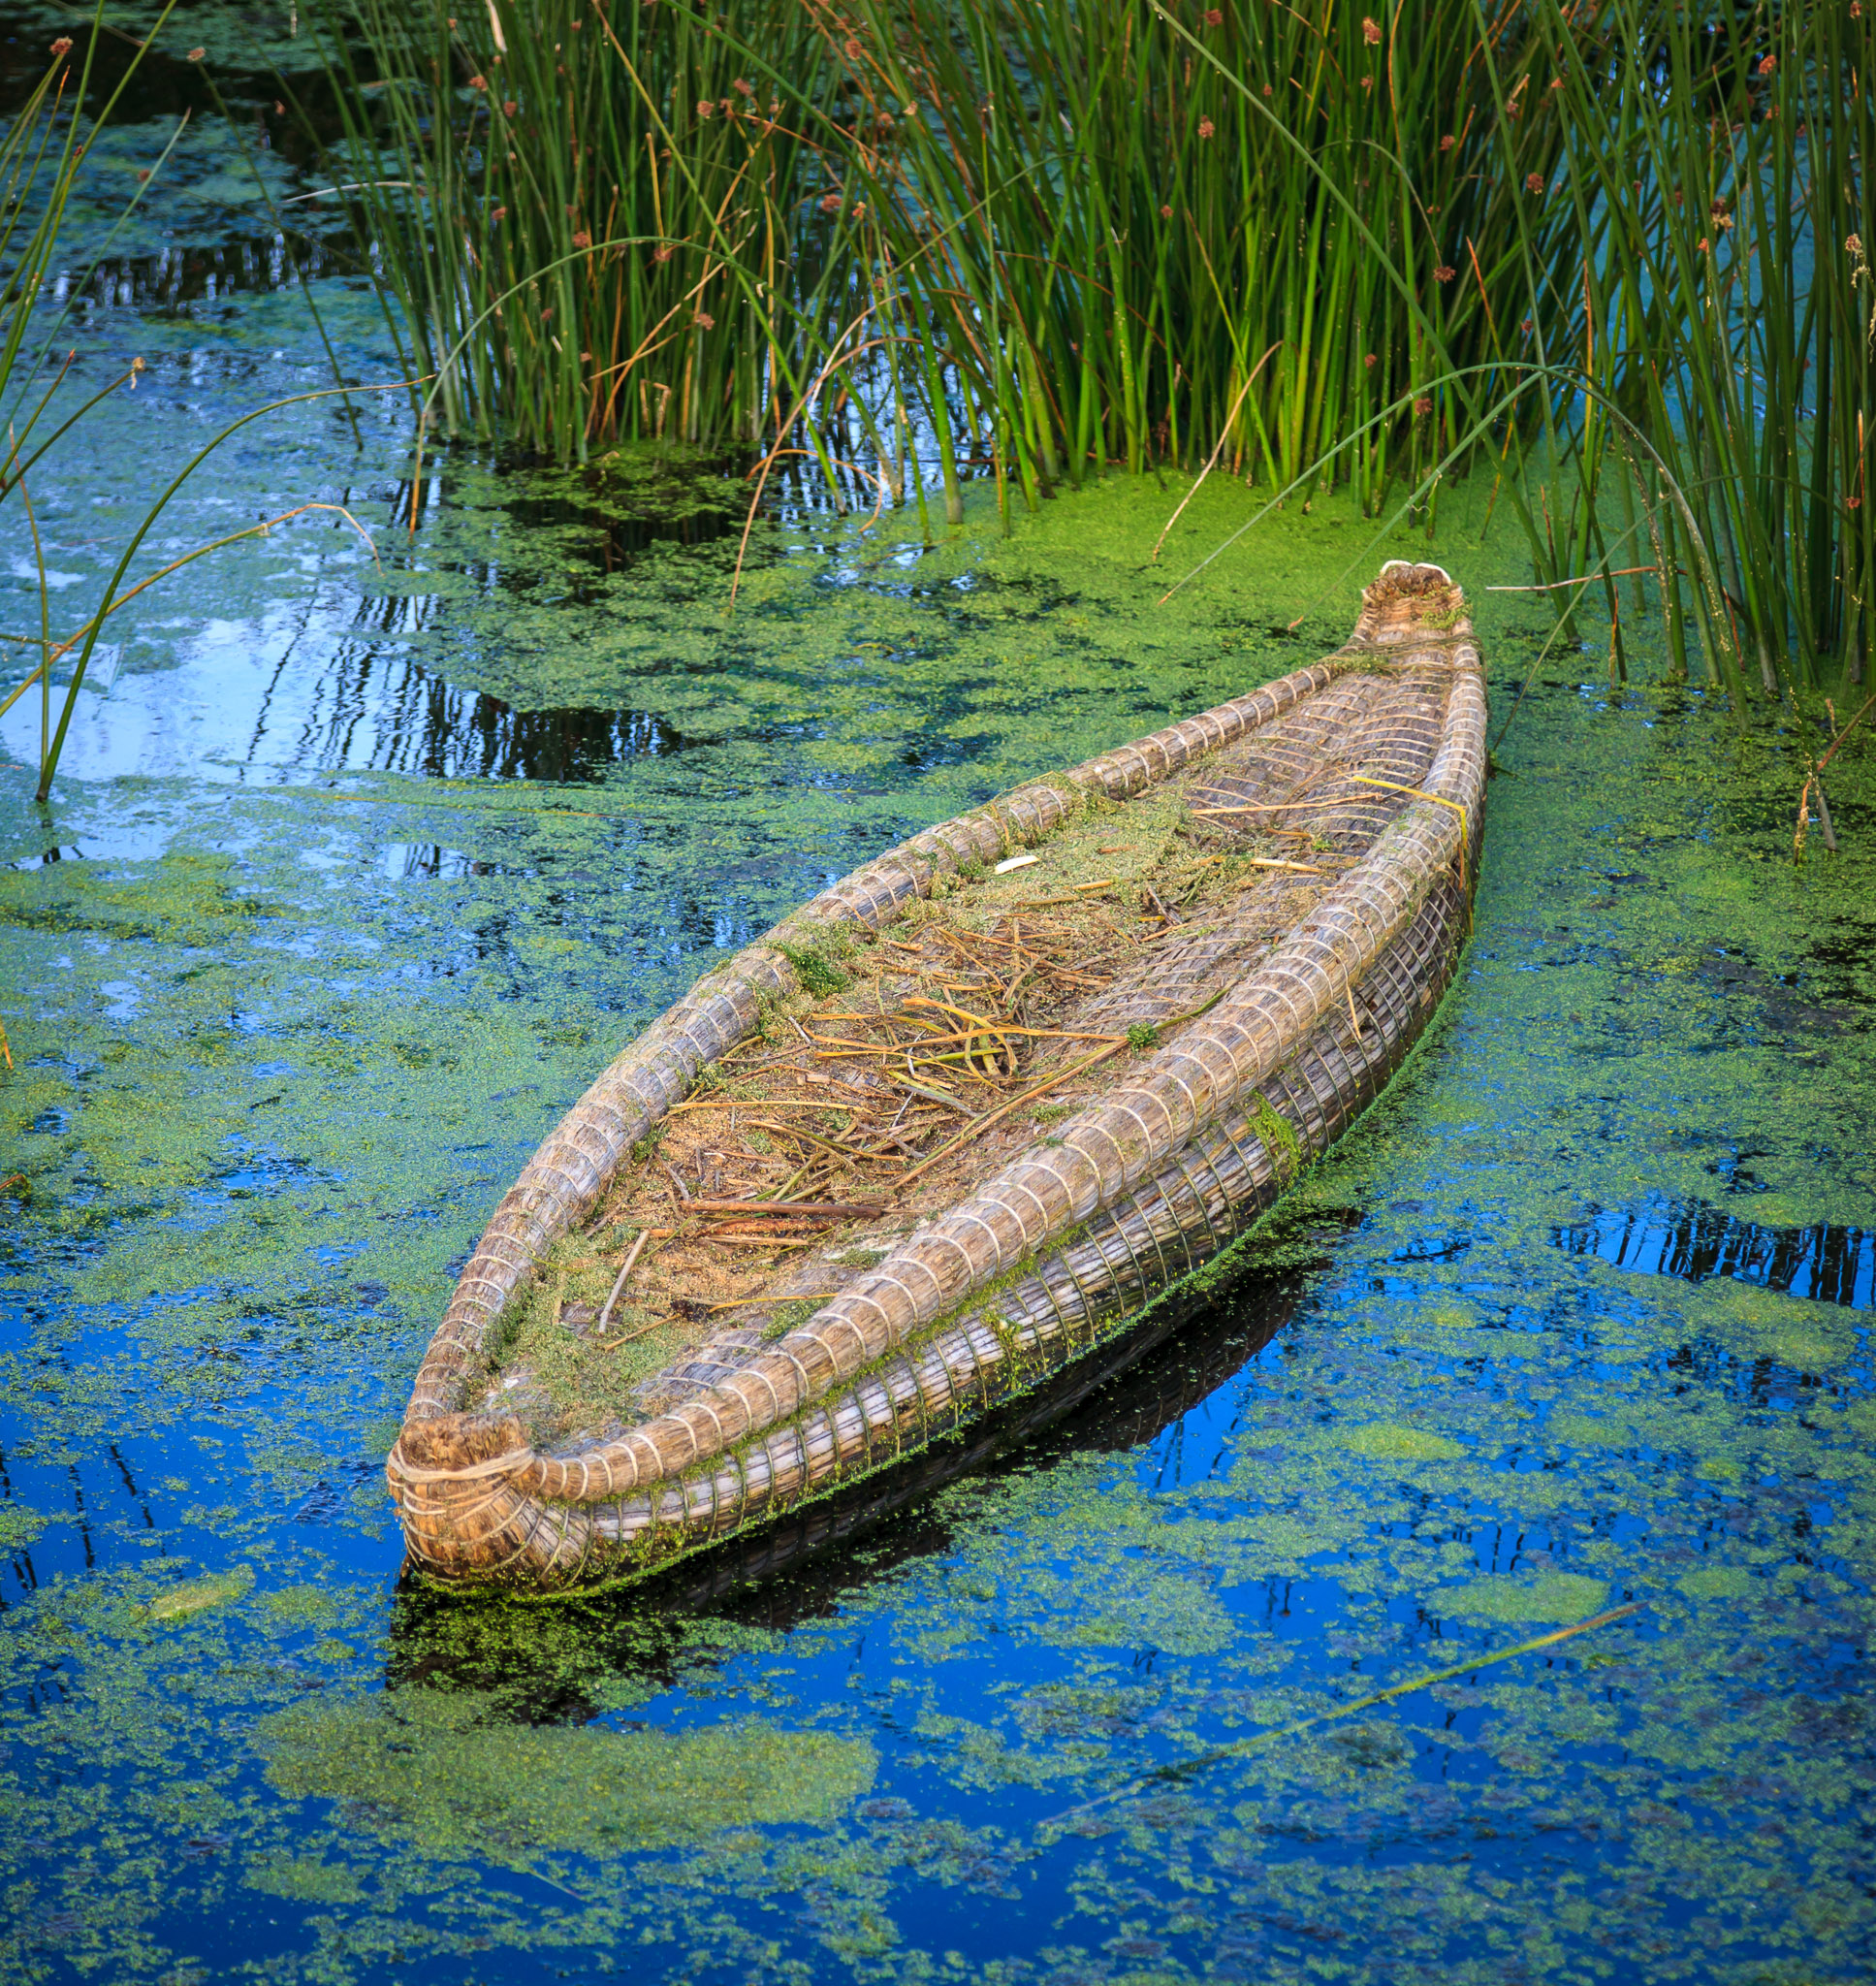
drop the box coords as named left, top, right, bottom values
left=6, top=434, right=1875, bottom=1983
left=388, top=562, right=1487, bottom=1588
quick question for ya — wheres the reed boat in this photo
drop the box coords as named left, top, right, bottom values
left=389, top=560, right=1486, bottom=1591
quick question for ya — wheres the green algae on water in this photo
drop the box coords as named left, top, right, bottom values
left=1437, top=1573, right=1611, bottom=1623
left=145, top=1567, right=254, bottom=1622
left=2, top=370, right=1873, bottom=1984
left=1337, top=1423, right=1468, bottom=1462
left=257, top=1694, right=877, bottom=1857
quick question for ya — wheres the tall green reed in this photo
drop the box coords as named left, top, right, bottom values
left=823, top=0, right=1584, bottom=519
left=309, top=0, right=859, bottom=464
left=321, top=0, right=1585, bottom=504
left=1510, top=0, right=1873, bottom=696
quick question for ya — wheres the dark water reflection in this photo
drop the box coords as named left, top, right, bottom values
left=1556, top=1198, right=1875, bottom=1309
left=251, top=647, right=691, bottom=784
left=54, top=237, right=344, bottom=314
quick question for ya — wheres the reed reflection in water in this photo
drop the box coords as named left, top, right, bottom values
left=1555, top=1198, right=1874, bottom=1310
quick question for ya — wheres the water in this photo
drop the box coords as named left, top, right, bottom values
left=2, top=66, right=1873, bottom=1986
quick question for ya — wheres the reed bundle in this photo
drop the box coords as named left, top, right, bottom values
left=388, top=567, right=1489, bottom=1587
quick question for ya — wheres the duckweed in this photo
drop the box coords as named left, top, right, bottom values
left=0, top=226, right=1870, bottom=1984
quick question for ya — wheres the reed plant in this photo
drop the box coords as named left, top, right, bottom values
left=323, top=0, right=1871, bottom=696
left=822, top=0, right=1584, bottom=519
left=308, top=0, right=862, bottom=464
left=1504, top=0, right=1873, bottom=696
left=1134, top=0, right=1872, bottom=697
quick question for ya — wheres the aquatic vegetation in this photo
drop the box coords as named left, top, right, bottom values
left=144, top=1566, right=254, bottom=1620
left=319, top=0, right=1577, bottom=509
left=307, top=0, right=851, bottom=464
left=2, top=425, right=1871, bottom=1977
left=1480, top=0, right=1876, bottom=698
left=260, top=1695, right=877, bottom=1855
left=319, top=0, right=1872, bottom=699
left=826, top=0, right=1575, bottom=510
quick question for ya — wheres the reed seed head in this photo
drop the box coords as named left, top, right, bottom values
left=49, top=35, right=73, bottom=54
left=469, top=74, right=488, bottom=89
left=1440, top=134, right=1455, bottom=150
left=698, top=99, right=715, bottom=117
left=1414, top=396, right=1433, bottom=416
left=1197, top=116, right=1215, bottom=138
left=1434, top=264, right=1455, bottom=282
left=188, top=45, right=206, bottom=61
left=1362, top=16, right=1382, bottom=42
left=572, top=230, right=591, bottom=247
left=1525, top=173, right=1544, bottom=194
left=1205, top=7, right=1224, bottom=21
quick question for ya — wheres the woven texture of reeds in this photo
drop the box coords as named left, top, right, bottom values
left=391, top=563, right=1486, bottom=1586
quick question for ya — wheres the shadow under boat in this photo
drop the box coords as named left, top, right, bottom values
left=384, top=1233, right=1332, bottom=1716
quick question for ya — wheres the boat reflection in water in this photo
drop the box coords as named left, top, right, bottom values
left=383, top=1256, right=1312, bottom=1719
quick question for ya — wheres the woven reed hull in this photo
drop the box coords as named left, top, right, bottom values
left=389, top=562, right=1487, bottom=1593
left=389, top=1275, right=1303, bottom=1693
left=642, top=1266, right=1301, bottom=1620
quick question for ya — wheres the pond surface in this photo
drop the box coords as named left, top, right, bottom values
left=2, top=76, right=1873, bottom=1986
